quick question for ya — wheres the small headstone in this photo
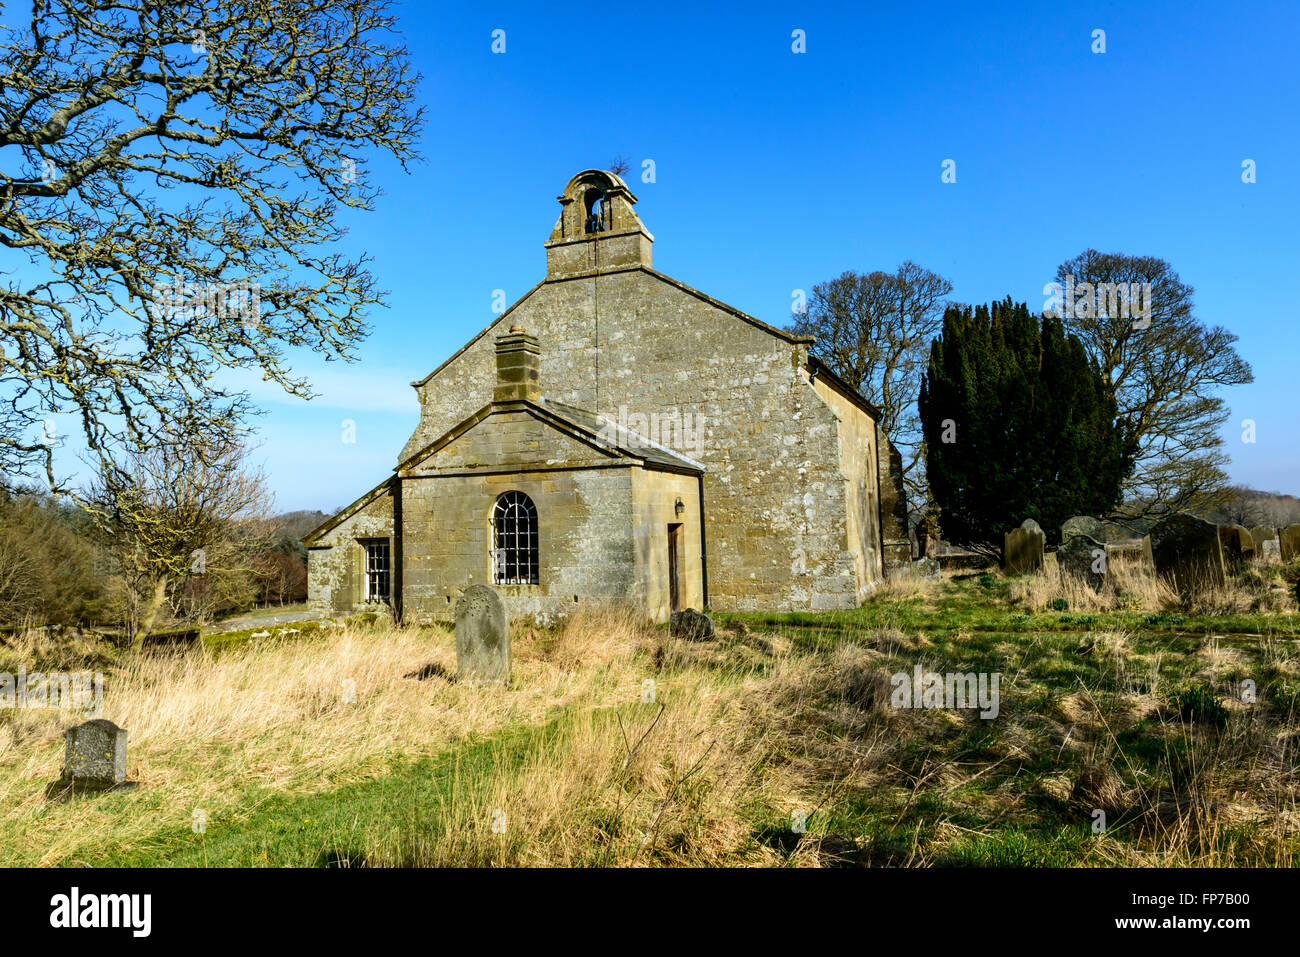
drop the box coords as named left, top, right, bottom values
left=455, top=585, right=510, bottom=684
left=1280, top=524, right=1300, bottom=563
left=62, top=719, right=127, bottom=790
left=1061, top=516, right=1104, bottom=543
left=1218, top=525, right=1243, bottom=573
left=1218, top=524, right=1253, bottom=572
left=1249, top=525, right=1278, bottom=558
left=670, top=608, right=715, bottom=640
left=1261, top=539, right=1282, bottom=562
left=1149, top=514, right=1225, bottom=594
left=1059, top=534, right=1108, bottom=592
left=1003, top=519, right=1046, bottom=575
left=911, top=557, right=941, bottom=580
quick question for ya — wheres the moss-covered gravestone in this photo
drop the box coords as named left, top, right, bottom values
left=61, top=719, right=127, bottom=792
left=1059, top=534, right=1108, bottom=592
left=455, top=585, right=510, bottom=685
left=1003, top=519, right=1046, bottom=575
left=1218, top=524, right=1253, bottom=572
left=1060, top=516, right=1104, bottom=544
left=1280, top=525, right=1300, bottom=563
left=1149, top=514, right=1225, bottom=594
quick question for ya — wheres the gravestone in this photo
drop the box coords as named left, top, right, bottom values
left=1217, top=524, right=1253, bottom=571
left=1261, top=539, right=1281, bottom=562
left=454, top=585, right=510, bottom=684
left=1280, top=525, right=1300, bottom=563
left=1149, top=514, right=1225, bottom=594
left=670, top=607, right=714, bottom=640
left=1061, top=516, right=1104, bottom=544
left=1249, top=525, right=1278, bottom=559
left=1059, top=534, right=1108, bottom=592
left=1218, top=525, right=1243, bottom=572
left=1233, top=524, right=1255, bottom=564
left=910, top=557, right=941, bottom=580
left=62, top=719, right=127, bottom=790
left=1003, top=519, right=1046, bottom=574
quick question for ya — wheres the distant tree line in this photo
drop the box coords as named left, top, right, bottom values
left=0, top=460, right=322, bottom=634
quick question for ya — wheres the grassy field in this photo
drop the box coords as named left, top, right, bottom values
left=2, top=558, right=1298, bottom=867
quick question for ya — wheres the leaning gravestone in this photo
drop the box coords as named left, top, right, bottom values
left=670, top=608, right=715, bottom=640
left=1061, top=516, right=1105, bottom=544
left=1219, top=524, right=1254, bottom=571
left=1004, top=519, right=1046, bottom=574
left=1232, top=525, right=1255, bottom=564
left=1149, top=514, right=1225, bottom=594
left=1280, top=525, right=1300, bottom=563
left=454, top=585, right=510, bottom=684
left=61, top=719, right=127, bottom=791
left=1059, top=534, right=1108, bottom=592
left=1249, top=525, right=1278, bottom=559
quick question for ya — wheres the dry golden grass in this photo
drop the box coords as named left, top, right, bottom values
left=0, top=607, right=824, bottom=867
left=1007, top=548, right=1296, bottom=615
left=3, top=587, right=1297, bottom=868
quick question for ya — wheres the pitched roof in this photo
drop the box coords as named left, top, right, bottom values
left=396, top=395, right=703, bottom=476
left=301, top=477, right=392, bottom=546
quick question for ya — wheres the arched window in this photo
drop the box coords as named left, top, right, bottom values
left=492, top=491, right=538, bottom=585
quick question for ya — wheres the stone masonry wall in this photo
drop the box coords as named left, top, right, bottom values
left=402, top=267, right=873, bottom=612
left=307, top=483, right=395, bottom=616
left=399, top=406, right=702, bottom=623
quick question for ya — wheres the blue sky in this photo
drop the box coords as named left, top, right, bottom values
left=35, top=1, right=1300, bottom=511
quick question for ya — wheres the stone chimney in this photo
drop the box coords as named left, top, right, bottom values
left=494, top=325, right=540, bottom=403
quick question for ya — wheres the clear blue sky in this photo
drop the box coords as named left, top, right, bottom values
left=111, top=2, right=1300, bottom=510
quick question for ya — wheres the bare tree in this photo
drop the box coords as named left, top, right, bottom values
left=87, top=432, right=273, bottom=645
left=1, top=0, right=424, bottom=487
left=788, top=262, right=953, bottom=505
left=1053, top=250, right=1253, bottom=521
left=608, top=154, right=631, bottom=177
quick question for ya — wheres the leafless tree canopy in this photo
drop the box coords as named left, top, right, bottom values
left=0, top=0, right=424, bottom=487
left=86, top=430, right=273, bottom=642
left=788, top=262, right=952, bottom=504
left=1054, top=250, right=1253, bottom=519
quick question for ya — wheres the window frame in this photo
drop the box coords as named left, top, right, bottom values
left=360, top=538, right=391, bottom=603
left=492, top=491, right=539, bottom=586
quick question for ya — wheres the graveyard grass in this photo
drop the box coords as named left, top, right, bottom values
left=2, top=556, right=1299, bottom=867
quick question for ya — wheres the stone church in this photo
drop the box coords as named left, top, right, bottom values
left=305, top=169, right=908, bottom=623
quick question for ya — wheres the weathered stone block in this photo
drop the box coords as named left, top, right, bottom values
left=1280, top=524, right=1300, bottom=563
left=1004, top=519, right=1046, bottom=575
left=670, top=607, right=714, bottom=640
left=63, top=719, right=127, bottom=789
left=1061, top=516, right=1104, bottom=543
left=1149, top=514, right=1225, bottom=594
left=1059, top=534, right=1108, bottom=592
left=1219, top=524, right=1253, bottom=572
left=1249, top=525, right=1278, bottom=558
left=455, top=585, right=510, bottom=684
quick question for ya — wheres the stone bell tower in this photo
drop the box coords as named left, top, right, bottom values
left=544, top=169, right=654, bottom=280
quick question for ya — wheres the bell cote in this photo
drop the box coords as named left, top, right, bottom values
left=545, top=169, right=653, bottom=280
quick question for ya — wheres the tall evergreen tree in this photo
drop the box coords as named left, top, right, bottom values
left=918, top=298, right=1136, bottom=551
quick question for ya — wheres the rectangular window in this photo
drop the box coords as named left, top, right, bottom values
left=362, top=540, right=390, bottom=603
